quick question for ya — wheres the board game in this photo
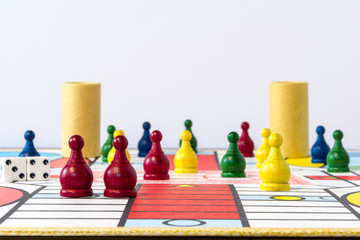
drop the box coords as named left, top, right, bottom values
left=1, top=149, right=360, bottom=238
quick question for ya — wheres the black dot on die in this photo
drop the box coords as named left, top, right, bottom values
left=43, top=173, right=49, bottom=179
left=12, top=167, right=18, bottom=172
left=30, top=173, right=36, bottom=178
left=30, top=160, right=36, bottom=165
left=43, top=160, right=49, bottom=165
left=19, top=173, right=25, bottom=179
left=6, top=160, right=11, bottom=165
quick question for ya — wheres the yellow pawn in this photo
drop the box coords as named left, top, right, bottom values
left=255, top=128, right=271, bottom=168
left=108, top=130, right=130, bottom=163
left=174, top=130, right=198, bottom=174
left=260, top=133, right=290, bottom=191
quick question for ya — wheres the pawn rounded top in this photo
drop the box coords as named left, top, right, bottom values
left=241, top=122, right=250, bottom=130
left=268, top=133, right=283, bottom=147
left=227, top=132, right=239, bottom=143
left=69, top=135, right=84, bottom=150
left=181, top=130, right=192, bottom=142
left=261, top=128, right=271, bottom=138
left=24, top=130, right=35, bottom=141
left=143, top=122, right=151, bottom=130
left=184, top=119, right=193, bottom=128
left=113, top=135, right=128, bottom=151
left=113, top=129, right=125, bottom=138
left=150, top=130, right=162, bottom=142
left=107, top=125, right=116, bottom=134
left=333, top=130, right=343, bottom=140
left=316, top=126, right=325, bottom=135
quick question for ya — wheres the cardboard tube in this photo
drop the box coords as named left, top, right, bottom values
left=61, top=82, right=101, bottom=158
left=270, top=82, right=308, bottom=158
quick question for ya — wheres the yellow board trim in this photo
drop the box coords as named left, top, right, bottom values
left=0, top=227, right=360, bottom=237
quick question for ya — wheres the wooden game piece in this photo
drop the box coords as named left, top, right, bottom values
left=221, top=132, right=246, bottom=178
left=143, top=130, right=170, bottom=180
left=311, top=126, right=330, bottom=164
left=327, top=130, right=350, bottom=173
left=174, top=130, right=198, bottom=174
left=104, top=135, right=137, bottom=198
left=138, top=122, right=152, bottom=157
left=260, top=133, right=291, bottom=191
left=61, top=82, right=101, bottom=159
left=179, top=120, right=198, bottom=153
left=60, top=135, right=93, bottom=198
left=255, top=128, right=271, bottom=168
left=270, top=82, right=309, bottom=159
left=108, top=130, right=130, bottom=163
left=101, top=125, right=116, bottom=162
left=238, top=122, right=255, bottom=157
left=19, top=130, right=40, bottom=157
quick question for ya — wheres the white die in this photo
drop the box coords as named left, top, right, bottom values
left=0, top=157, right=27, bottom=182
left=26, top=157, right=51, bottom=181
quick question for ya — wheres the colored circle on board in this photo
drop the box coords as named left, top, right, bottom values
left=346, top=192, right=360, bottom=207
left=271, top=195, right=304, bottom=201
left=0, top=187, right=23, bottom=206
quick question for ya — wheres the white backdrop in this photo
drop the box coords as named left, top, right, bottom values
left=0, top=0, right=359, bottom=150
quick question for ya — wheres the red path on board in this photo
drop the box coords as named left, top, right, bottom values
left=128, top=184, right=239, bottom=220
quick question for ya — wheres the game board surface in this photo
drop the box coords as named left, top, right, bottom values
left=1, top=149, right=360, bottom=237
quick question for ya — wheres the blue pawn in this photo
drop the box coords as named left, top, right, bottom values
left=311, top=126, right=330, bottom=164
left=138, top=122, right=152, bottom=157
left=19, top=130, right=40, bottom=157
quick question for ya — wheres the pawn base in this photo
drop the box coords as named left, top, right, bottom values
left=60, top=188, right=93, bottom=198
left=102, top=156, right=108, bottom=162
left=327, top=167, right=350, bottom=173
left=242, top=152, right=254, bottom=157
left=174, top=168, right=197, bottom=174
left=144, top=173, right=170, bottom=180
left=221, top=172, right=246, bottom=178
left=260, top=183, right=290, bottom=192
left=311, top=157, right=326, bottom=164
left=104, top=188, right=137, bottom=198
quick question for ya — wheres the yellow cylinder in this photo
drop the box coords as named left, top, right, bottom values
left=61, top=82, right=101, bottom=158
left=270, top=82, right=308, bottom=159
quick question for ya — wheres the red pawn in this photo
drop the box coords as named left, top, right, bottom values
left=143, top=130, right=170, bottom=180
left=60, top=135, right=93, bottom=198
left=238, top=122, right=255, bottom=157
left=104, top=135, right=137, bottom=198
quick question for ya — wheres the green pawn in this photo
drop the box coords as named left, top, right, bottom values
left=179, top=119, right=197, bottom=153
left=101, top=125, right=116, bottom=162
left=327, top=130, right=350, bottom=173
left=221, top=132, right=246, bottom=178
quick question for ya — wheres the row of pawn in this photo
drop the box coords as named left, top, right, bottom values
left=60, top=135, right=137, bottom=198
left=220, top=130, right=291, bottom=191
left=102, top=123, right=199, bottom=175
left=255, top=126, right=350, bottom=173
left=102, top=120, right=254, bottom=163
left=60, top=129, right=198, bottom=198
left=102, top=120, right=198, bottom=163
left=221, top=126, right=350, bottom=192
